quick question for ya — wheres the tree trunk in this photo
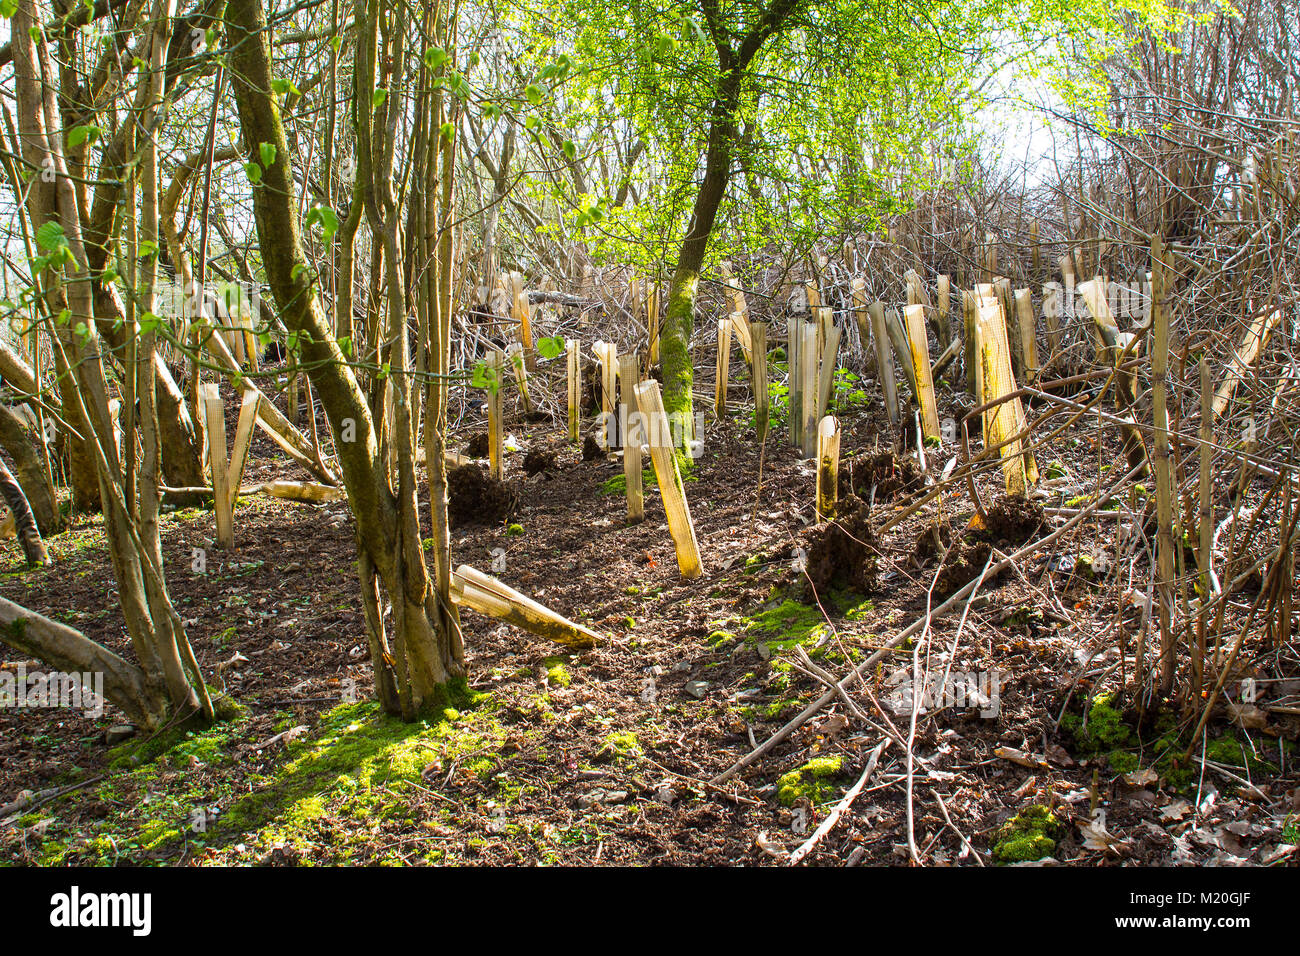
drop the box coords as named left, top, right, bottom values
left=660, top=77, right=741, bottom=449
left=0, top=404, right=62, bottom=536
left=7, top=0, right=207, bottom=728
left=0, top=456, right=51, bottom=566
left=226, top=0, right=464, bottom=719
left=0, top=596, right=160, bottom=727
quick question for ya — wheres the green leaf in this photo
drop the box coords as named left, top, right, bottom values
left=423, top=47, right=448, bottom=71
left=372, top=89, right=388, bottom=107
left=524, top=84, right=544, bottom=106
left=67, top=125, right=103, bottom=148
left=305, top=204, right=340, bottom=242
left=330, top=35, right=342, bottom=52
left=537, top=335, right=565, bottom=361
left=138, top=239, right=159, bottom=259
left=338, top=335, right=352, bottom=358
left=439, top=122, right=455, bottom=143
left=0, top=0, right=19, bottom=17
left=34, top=221, right=67, bottom=252
left=471, top=361, right=500, bottom=395
left=561, top=139, right=576, bottom=160
left=271, top=78, right=301, bottom=97
left=244, top=161, right=263, bottom=184
left=259, top=142, right=277, bottom=168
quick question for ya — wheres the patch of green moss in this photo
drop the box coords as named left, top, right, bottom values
left=1204, top=734, right=1278, bottom=773
left=843, top=598, right=874, bottom=621
left=747, top=599, right=829, bottom=650
left=218, top=695, right=503, bottom=849
left=744, top=591, right=874, bottom=652
left=602, top=731, right=640, bottom=756
left=108, top=695, right=246, bottom=769
left=759, top=698, right=800, bottom=721
left=776, top=754, right=844, bottom=806
left=542, top=657, right=572, bottom=688
left=600, top=469, right=657, bottom=495
left=1108, top=750, right=1139, bottom=774
left=992, top=805, right=1065, bottom=864
left=506, top=523, right=524, bottom=536
left=1061, top=693, right=1133, bottom=752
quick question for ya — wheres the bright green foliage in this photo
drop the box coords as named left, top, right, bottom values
left=507, top=0, right=1184, bottom=436
left=516, top=0, right=1183, bottom=269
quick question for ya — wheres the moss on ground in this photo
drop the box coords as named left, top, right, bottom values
left=1060, top=692, right=1132, bottom=752
left=542, top=656, right=572, bottom=688
left=1059, top=691, right=1291, bottom=793
left=602, top=731, right=641, bottom=756
left=599, top=469, right=656, bottom=495
left=744, top=590, right=872, bottom=653
left=216, top=696, right=504, bottom=859
left=107, top=694, right=246, bottom=769
left=776, top=754, right=844, bottom=806
left=992, top=805, right=1065, bottom=864
left=1108, top=750, right=1140, bottom=774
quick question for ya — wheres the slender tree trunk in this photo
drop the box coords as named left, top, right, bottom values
left=660, top=77, right=740, bottom=447
left=226, top=0, right=464, bottom=718
left=0, top=405, right=61, bottom=536
left=0, top=456, right=51, bottom=566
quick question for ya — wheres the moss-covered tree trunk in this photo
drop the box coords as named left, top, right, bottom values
left=226, top=0, right=464, bottom=719
left=659, top=0, right=799, bottom=445
left=3, top=0, right=209, bottom=729
left=661, top=76, right=740, bottom=448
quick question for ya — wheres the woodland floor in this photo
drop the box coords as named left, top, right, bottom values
left=1, top=359, right=1298, bottom=866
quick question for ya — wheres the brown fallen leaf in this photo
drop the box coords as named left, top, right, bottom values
left=1123, top=767, right=1159, bottom=788
left=1227, top=701, right=1269, bottom=730
left=1159, top=799, right=1192, bottom=821
left=1080, top=810, right=1130, bottom=855
left=994, top=746, right=1051, bottom=771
